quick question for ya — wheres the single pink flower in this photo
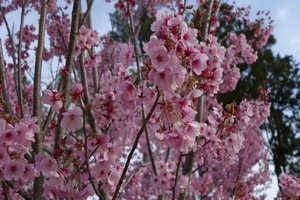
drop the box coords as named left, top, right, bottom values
left=42, top=89, right=63, bottom=112
left=118, top=81, right=137, bottom=101
left=4, top=160, right=25, bottom=181
left=38, top=157, right=58, bottom=178
left=191, top=53, right=208, bottom=75
left=1, top=129, right=18, bottom=145
left=72, top=83, right=83, bottom=94
left=77, top=36, right=87, bottom=49
left=148, top=46, right=169, bottom=72
left=20, top=164, right=36, bottom=183
left=61, top=106, right=83, bottom=132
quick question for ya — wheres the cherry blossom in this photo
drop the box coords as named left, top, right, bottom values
left=37, top=157, right=58, bottom=178
left=3, top=160, right=25, bottom=181
left=60, top=106, right=83, bottom=132
left=42, top=89, right=63, bottom=112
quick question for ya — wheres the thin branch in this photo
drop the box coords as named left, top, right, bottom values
left=215, top=0, right=223, bottom=17
left=82, top=110, right=104, bottom=199
left=231, top=148, right=244, bottom=197
left=81, top=0, right=94, bottom=26
left=32, top=0, right=48, bottom=199
left=128, top=3, right=159, bottom=188
left=5, top=180, right=34, bottom=200
left=55, top=0, right=82, bottom=151
left=173, top=152, right=183, bottom=200
left=128, top=1, right=158, bottom=177
left=122, top=162, right=151, bottom=189
left=165, top=148, right=171, bottom=163
left=112, top=89, right=160, bottom=200
left=0, top=39, right=14, bottom=116
left=0, top=6, right=19, bottom=109
left=85, top=0, right=99, bottom=94
left=79, top=52, right=98, bottom=133
left=16, top=0, right=27, bottom=118
left=2, top=181, right=9, bottom=200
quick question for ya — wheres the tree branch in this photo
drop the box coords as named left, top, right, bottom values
left=55, top=0, right=82, bottom=151
left=5, top=180, right=34, bottom=200
left=32, top=0, right=48, bottom=199
left=0, top=39, right=14, bottom=116
left=16, top=0, right=27, bottom=118
left=112, top=89, right=160, bottom=200
left=0, top=6, right=19, bottom=111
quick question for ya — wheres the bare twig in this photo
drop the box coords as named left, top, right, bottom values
left=2, top=180, right=9, bottom=200
left=82, top=111, right=104, bottom=199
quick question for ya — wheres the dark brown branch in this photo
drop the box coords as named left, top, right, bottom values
left=173, top=153, right=183, bottom=200
left=82, top=111, right=104, bottom=199
left=5, top=180, right=34, bottom=200
left=2, top=180, right=9, bottom=200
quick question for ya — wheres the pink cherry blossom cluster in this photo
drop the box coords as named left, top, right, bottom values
left=221, top=3, right=274, bottom=49
left=278, top=173, right=300, bottom=199
left=76, top=26, right=100, bottom=51
left=0, top=117, right=39, bottom=197
left=45, top=7, right=71, bottom=61
left=42, top=89, right=63, bottom=112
